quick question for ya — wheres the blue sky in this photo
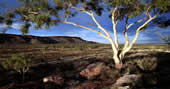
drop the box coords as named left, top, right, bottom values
left=0, top=0, right=169, bottom=44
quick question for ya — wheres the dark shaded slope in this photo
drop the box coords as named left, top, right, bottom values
left=0, top=34, right=96, bottom=44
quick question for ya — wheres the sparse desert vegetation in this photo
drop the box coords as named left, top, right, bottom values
left=0, top=43, right=169, bottom=89
left=0, top=0, right=169, bottom=88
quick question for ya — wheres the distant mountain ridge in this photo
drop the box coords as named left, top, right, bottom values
left=0, top=34, right=96, bottom=44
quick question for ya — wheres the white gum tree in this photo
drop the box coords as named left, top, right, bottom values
left=1, top=0, right=169, bottom=69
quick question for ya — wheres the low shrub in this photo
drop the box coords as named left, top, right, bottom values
left=123, top=61, right=140, bottom=74
left=1, top=53, right=33, bottom=81
left=136, top=57, right=157, bottom=72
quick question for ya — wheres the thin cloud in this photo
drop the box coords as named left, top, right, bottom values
left=0, top=23, right=23, bottom=30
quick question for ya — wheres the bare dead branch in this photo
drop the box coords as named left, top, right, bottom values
left=88, top=23, right=98, bottom=27
left=144, top=6, right=152, bottom=18
left=81, top=0, right=87, bottom=8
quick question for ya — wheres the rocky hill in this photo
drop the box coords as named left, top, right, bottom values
left=0, top=34, right=96, bottom=44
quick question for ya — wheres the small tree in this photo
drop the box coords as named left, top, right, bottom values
left=156, top=32, right=170, bottom=44
left=153, top=16, right=170, bottom=44
left=1, top=53, right=33, bottom=81
left=1, top=0, right=169, bottom=69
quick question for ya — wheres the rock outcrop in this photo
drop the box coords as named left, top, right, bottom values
left=0, top=34, right=96, bottom=44
left=43, top=74, right=64, bottom=86
left=80, top=62, right=120, bottom=80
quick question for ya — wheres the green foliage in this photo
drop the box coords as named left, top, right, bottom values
left=18, top=0, right=50, bottom=10
left=143, top=74, right=158, bottom=86
left=100, top=67, right=121, bottom=79
left=2, top=12, right=15, bottom=26
left=0, top=0, right=169, bottom=34
left=141, top=24, right=149, bottom=32
left=6, top=12, right=15, bottom=19
left=160, top=35, right=169, bottom=42
left=0, top=15, right=4, bottom=23
left=4, top=19, right=13, bottom=26
left=152, top=0, right=170, bottom=11
left=153, top=16, right=170, bottom=28
left=136, top=57, right=157, bottom=72
left=53, top=44, right=99, bottom=50
left=123, top=61, right=140, bottom=74
left=20, top=23, right=31, bottom=35
left=156, top=32, right=170, bottom=44
left=1, top=53, right=33, bottom=74
left=32, top=14, right=52, bottom=29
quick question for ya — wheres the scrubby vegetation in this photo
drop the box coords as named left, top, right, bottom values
left=136, top=57, right=157, bottom=72
left=1, top=53, right=33, bottom=81
left=0, top=43, right=169, bottom=89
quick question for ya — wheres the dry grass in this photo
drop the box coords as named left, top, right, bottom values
left=0, top=43, right=169, bottom=89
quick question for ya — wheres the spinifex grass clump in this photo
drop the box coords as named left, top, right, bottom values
left=136, top=57, right=157, bottom=72
left=1, top=53, right=33, bottom=81
left=1, top=0, right=169, bottom=70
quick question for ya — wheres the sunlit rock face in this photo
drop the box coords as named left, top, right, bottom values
left=113, top=74, right=143, bottom=88
left=43, top=74, right=64, bottom=86
left=80, top=62, right=120, bottom=80
left=80, top=62, right=104, bottom=80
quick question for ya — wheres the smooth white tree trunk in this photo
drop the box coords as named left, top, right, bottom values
left=59, top=6, right=159, bottom=69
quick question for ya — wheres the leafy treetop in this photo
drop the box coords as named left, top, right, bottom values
left=0, top=0, right=169, bottom=34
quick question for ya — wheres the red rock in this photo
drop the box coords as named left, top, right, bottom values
left=80, top=62, right=105, bottom=80
left=43, top=74, right=64, bottom=86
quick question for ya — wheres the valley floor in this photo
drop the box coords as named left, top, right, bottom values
left=0, top=44, right=169, bottom=89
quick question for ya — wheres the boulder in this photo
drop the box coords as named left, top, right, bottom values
left=80, top=62, right=120, bottom=80
left=43, top=74, right=64, bottom=86
left=80, top=62, right=105, bottom=80
left=113, top=74, right=142, bottom=88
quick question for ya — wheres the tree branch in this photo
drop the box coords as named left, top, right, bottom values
left=119, top=16, right=129, bottom=59
left=56, top=20, right=108, bottom=39
left=71, top=5, right=111, bottom=39
left=123, top=17, right=129, bottom=46
left=144, top=6, right=152, bottom=18
left=70, top=6, right=91, bottom=15
left=127, top=17, right=148, bottom=29
left=71, top=6, right=111, bottom=38
left=70, top=6, right=118, bottom=53
left=28, top=12, right=39, bottom=15
left=123, top=14, right=159, bottom=54
left=90, top=11, right=118, bottom=52
left=112, top=5, right=119, bottom=49
left=88, top=23, right=98, bottom=27
left=127, top=4, right=154, bottom=29
left=90, top=11, right=110, bottom=37
left=115, top=10, right=120, bottom=24
left=112, top=5, right=118, bottom=23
